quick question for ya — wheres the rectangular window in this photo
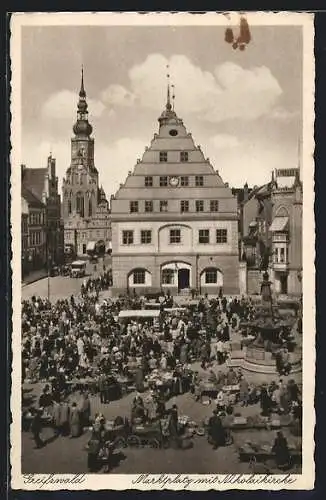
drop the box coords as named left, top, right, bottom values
left=159, top=151, right=168, bottom=162
left=198, top=229, right=210, bottom=244
left=140, top=230, right=152, bottom=244
left=180, top=151, right=189, bottom=162
left=205, top=269, right=217, bottom=284
left=145, top=176, right=153, bottom=187
left=180, top=176, right=189, bottom=186
left=195, top=175, right=204, bottom=186
left=180, top=200, right=189, bottom=213
left=210, top=200, right=219, bottom=212
left=162, top=269, right=175, bottom=285
left=170, top=229, right=181, bottom=244
left=145, top=200, right=153, bottom=212
left=160, top=200, right=168, bottom=212
left=160, top=176, right=168, bottom=187
left=130, top=201, right=139, bottom=213
left=122, top=230, right=134, bottom=245
left=280, top=247, right=285, bottom=263
left=133, top=269, right=145, bottom=285
left=196, top=200, right=204, bottom=212
left=216, top=229, right=228, bottom=243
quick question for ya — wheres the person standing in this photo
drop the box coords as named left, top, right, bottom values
left=52, top=400, right=62, bottom=436
left=79, top=393, right=91, bottom=429
left=208, top=409, right=224, bottom=450
left=168, top=404, right=179, bottom=449
left=59, top=400, right=70, bottom=436
left=31, top=408, right=45, bottom=449
left=70, top=402, right=81, bottom=438
left=239, top=376, right=249, bottom=407
left=98, top=372, right=106, bottom=404
left=215, top=339, right=224, bottom=365
left=260, top=384, right=272, bottom=417
left=272, top=431, right=291, bottom=469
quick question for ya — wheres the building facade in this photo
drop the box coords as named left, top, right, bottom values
left=239, top=169, right=302, bottom=296
left=21, top=186, right=47, bottom=276
left=62, top=71, right=111, bottom=257
left=111, top=88, right=239, bottom=296
left=21, top=155, right=64, bottom=270
left=269, top=168, right=302, bottom=295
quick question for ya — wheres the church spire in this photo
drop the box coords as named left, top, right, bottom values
left=80, top=65, right=86, bottom=98
left=73, top=67, right=93, bottom=137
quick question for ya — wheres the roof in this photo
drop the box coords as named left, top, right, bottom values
left=269, top=216, right=289, bottom=232
left=21, top=185, right=45, bottom=208
left=22, top=168, right=47, bottom=201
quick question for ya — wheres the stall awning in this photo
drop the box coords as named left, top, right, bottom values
left=86, top=241, right=96, bottom=252
left=269, top=217, right=289, bottom=232
left=118, top=310, right=160, bottom=319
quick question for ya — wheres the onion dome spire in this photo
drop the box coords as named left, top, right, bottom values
left=73, top=66, right=93, bottom=137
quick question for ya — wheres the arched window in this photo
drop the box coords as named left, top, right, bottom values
left=200, top=267, right=223, bottom=286
left=68, top=199, right=72, bottom=214
left=76, top=192, right=84, bottom=217
left=276, top=206, right=289, bottom=217
left=88, top=198, right=92, bottom=217
left=128, top=268, right=152, bottom=287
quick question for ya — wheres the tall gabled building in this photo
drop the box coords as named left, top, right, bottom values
left=21, top=154, right=64, bottom=274
left=62, top=70, right=111, bottom=256
left=110, top=84, right=239, bottom=295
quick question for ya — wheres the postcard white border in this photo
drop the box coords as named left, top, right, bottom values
left=10, top=11, right=315, bottom=490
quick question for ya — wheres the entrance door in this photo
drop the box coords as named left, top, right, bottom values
left=178, top=268, right=190, bottom=290
left=280, top=274, right=288, bottom=294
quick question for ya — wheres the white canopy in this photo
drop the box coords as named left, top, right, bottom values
left=86, top=241, right=96, bottom=251
left=71, top=260, right=86, bottom=267
left=118, top=309, right=160, bottom=319
left=269, top=217, right=289, bottom=232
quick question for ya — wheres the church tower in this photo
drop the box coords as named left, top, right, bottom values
left=62, top=68, right=99, bottom=221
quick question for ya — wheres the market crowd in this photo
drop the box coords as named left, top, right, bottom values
left=21, top=287, right=302, bottom=461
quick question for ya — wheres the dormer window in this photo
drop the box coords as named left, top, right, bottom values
left=160, top=151, right=168, bottom=162
left=195, top=175, right=204, bottom=187
left=144, top=176, right=153, bottom=187
left=130, top=201, right=139, bottom=213
left=180, top=151, right=188, bottom=162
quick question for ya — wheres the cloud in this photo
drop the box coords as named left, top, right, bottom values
left=22, top=136, right=147, bottom=200
left=100, top=54, right=283, bottom=122
left=41, top=90, right=105, bottom=120
left=101, top=84, right=137, bottom=107
left=209, top=134, right=242, bottom=149
left=96, top=138, right=147, bottom=196
left=268, top=106, right=300, bottom=121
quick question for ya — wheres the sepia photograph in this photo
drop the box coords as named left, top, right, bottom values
left=10, top=12, right=315, bottom=490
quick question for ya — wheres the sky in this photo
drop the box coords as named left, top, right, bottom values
left=21, top=23, right=303, bottom=198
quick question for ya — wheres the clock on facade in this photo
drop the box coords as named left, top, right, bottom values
left=169, top=176, right=179, bottom=187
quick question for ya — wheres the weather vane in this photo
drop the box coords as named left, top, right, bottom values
left=225, top=15, right=251, bottom=51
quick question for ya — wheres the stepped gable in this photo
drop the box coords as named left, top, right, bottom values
left=112, top=94, right=237, bottom=215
